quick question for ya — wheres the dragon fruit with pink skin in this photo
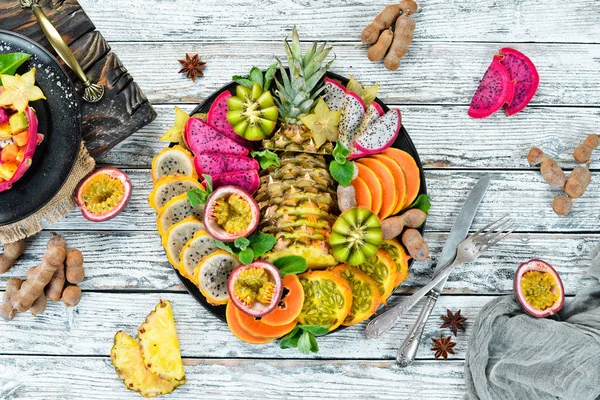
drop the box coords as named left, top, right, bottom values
left=194, top=153, right=259, bottom=176
left=323, top=77, right=346, bottom=111
left=346, top=102, right=384, bottom=159
left=468, top=55, right=516, bottom=119
left=207, top=91, right=255, bottom=149
left=353, top=109, right=401, bottom=155
left=0, top=108, right=7, bottom=124
left=185, top=117, right=249, bottom=157
left=338, top=91, right=366, bottom=149
left=0, top=107, right=41, bottom=193
left=204, top=169, right=260, bottom=195
left=498, top=48, right=539, bottom=116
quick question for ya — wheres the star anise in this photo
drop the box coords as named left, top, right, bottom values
left=431, top=334, right=456, bottom=360
left=440, top=309, right=468, bottom=335
left=178, top=53, right=206, bottom=82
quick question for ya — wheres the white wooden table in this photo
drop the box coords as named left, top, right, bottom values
left=1, top=1, right=599, bottom=398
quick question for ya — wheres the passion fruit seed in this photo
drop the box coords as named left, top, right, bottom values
left=233, top=267, right=274, bottom=307
left=82, top=174, right=125, bottom=215
left=213, top=194, right=252, bottom=235
left=521, top=271, right=559, bottom=310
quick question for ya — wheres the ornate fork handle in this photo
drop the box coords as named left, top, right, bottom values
left=20, top=0, right=104, bottom=102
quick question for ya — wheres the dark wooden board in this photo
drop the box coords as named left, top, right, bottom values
left=0, top=0, right=156, bottom=158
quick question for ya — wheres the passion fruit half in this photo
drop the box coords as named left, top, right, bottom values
left=203, top=186, right=260, bottom=242
left=514, top=259, right=564, bottom=318
left=75, top=168, right=132, bottom=222
left=228, top=261, right=283, bottom=317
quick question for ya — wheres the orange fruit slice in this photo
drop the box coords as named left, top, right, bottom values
left=372, top=154, right=407, bottom=215
left=358, top=158, right=397, bottom=220
left=351, top=176, right=372, bottom=210
left=382, top=148, right=420, bottom=210
left=356, top=162, right=383, bottom=215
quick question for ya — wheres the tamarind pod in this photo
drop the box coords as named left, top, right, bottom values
left=0, top=240, right=25, bottom=274
left=361, top=4, right=401, bottom=45
left=552, top=194, right=572, bottom=216
left=381, top=209, right=427, bottom=240
left=384, top=15, right=416, bottom=71
left=46, top=263, right=66, bottom=302
left=30, top=293, right=47, bottom=316
left=565, top=166, right=592, bottom=199
left=527, top=147, right=546, bottom=165
left=368, top=29, right=394, bottom=62
left=402, top=228, right=429, bottom=260
left=540, top=158, right=567, bottom=188
left=398, top=0, right=418, bottom=15
left=65, top=249, right=85, bottom=284
left=62, top=286, right=82, bottom=308
left=573, top=134, right=599, bottom=163
left=0, top=278, right=23, bottom=321
left=337, top=184, right=357, bottom=213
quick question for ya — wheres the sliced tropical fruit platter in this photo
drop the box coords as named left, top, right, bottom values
left=149, top=27, right=429, bottom=352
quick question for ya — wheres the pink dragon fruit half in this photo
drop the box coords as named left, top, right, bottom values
left=194, top=153, right=259, bottom=176
left=0, top=107, right=8, bottom=124
left=347, top=102, right=385, bottom=159
left=498, top=48, right=539, bottom=116
left=0, top=107, right=41, bottom=193
left=204, top=169, right=260, bottom=195
left=353, top=109, right=402, bottom=155
left=323, top=77, right=346, bottom=111
left=338, top=91, right=366, bottom=149
left=468, top=55, right=516, bottom=119
left=185, top=117, right=249, bottom=157
left=207, top=91, right=255, bottom=149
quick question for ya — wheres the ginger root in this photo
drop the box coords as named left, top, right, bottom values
left=368, top=29, right=394, bottom=62
left=11, top=234, right=66, bottom=312
left=65, top=249, right=85, bottom=284
left=384, top=13, right=416, bottom=71
left=62, top=285, right=82, bottom=308
left=573, top=134, right=599, bottom=163
left=565, top=165, right=592, bottom=199
left=361, top=4, right=402, bottom=45
left=527, top=148, right=566, bottom=188
left=381, top=208, right=427, bottom=240
left=402, top=228, right=429, bottom=260
left=0, top=278, right=23, bottom=321
left=0, top=240, right=25, bottom=274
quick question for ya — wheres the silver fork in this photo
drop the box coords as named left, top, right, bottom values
left=364, top=215, right=516, bottom=340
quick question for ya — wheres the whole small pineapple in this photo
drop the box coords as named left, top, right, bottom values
left=262, top=26, right=335, bottom=154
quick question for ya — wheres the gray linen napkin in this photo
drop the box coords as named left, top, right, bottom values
left=464, top=243, right=600, bottom=400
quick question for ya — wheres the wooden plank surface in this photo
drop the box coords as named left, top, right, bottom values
left=0, top=356, right=466, bottom=400
left=81, top=0, right=600, bottom=44
left=106, top=42, right=600, bottom=106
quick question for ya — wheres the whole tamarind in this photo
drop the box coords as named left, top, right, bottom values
left=565, top=165, right=592, bottom=199
left=65, top=249, right=85, bottom=284
left=0, top=240, right=25, bottom=274
left=361, top=4, right=401, bottom=45
left=46, top=262, right=66, bottom=302
left=398, top=0, right=418, bottom=15
left=30, top=293, right=47, bottom=316
left=0, top=278, right=22, bottom=321
left=573, top=134, right=599, bottom=163
left=368, top=29, right=394, bottom=62
left=62, top=285, right=82, bottom=308
left=552, top=195, right=572, bottom=216
left=527, top=148, right=566, bottom=188
left=384, top=14, right=416, bottom=71
left=401, top=228, right=429, bottom=260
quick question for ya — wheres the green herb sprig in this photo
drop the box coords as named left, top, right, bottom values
left=251, top=149, right=280, bottom=169
left=232, top=63, right=277, bottom=91
left=329, top=141, right=355, bottom=187
left=280, top=325, right=329, bottom=354
left=186, top=174, right=213, bottom=207
left=215, top=232, right=277, bottom=264
left=273, top=255, right=307, bottom=276
left=0, top=53, right=31, bottom=85
left=409, top=194, right=431, bottom=215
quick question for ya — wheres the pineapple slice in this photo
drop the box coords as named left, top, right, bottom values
left=138, top=300, right=185, bottom=382
left=111, top=331, right=183, bottom=398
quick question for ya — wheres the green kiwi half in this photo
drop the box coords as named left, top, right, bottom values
left=226, top=83, right=278, bottom=140
left=330, top=207, right=382, bottom=265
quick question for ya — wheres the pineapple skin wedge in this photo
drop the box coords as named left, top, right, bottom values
left=138, top=299, right=186, bottom=382
left=111, top=331, right=184, bottom=398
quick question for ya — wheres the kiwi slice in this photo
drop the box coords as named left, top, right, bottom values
left=330, top=208, right=382, bottom=266
left=226, top=83, right=278, bottom=140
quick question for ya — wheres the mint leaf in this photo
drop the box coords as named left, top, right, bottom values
left=248, top=232, right=277, bottom=257
left=332, top=141, right=351, bottom=164
left=251, top=150, right=280, bottom=169
left=0, top=53, right=31, bottom=85
left=299, top=325, right=329, bottom=336
left=279, top=326, right=301, bottom=349
left=232, top=76, right=253, bottom=88
left=249, top=67, right=264, bottom=88
left=187, top=188, right=209, bottom=207
left=238, top=248, right=255, bottom=264
left=308, top=333, right=319, bottom=353
left=329, top=160, right=354, bottom=187
left=273, top=256, right=307, bottom=276
left=409, top=194, right=431, bottom=215
left=202, top=174, right=213, bottom=193
left=263, top=63, right=277, bottom=91
left=297, top=331, right=312, bottom=354
left=214, top=240, right=236, bottom=254
left=234, top=237, right=251, bottom=251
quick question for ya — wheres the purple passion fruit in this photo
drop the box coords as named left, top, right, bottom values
left=514, top=259, right=564, bottom=318
left=228, top=261, right=283, bottom=317
left=75, top=168, right=132, bottom=222
left=203, top=186, right=259, bottom=242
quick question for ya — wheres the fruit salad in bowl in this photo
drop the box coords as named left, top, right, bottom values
left=0, top=58, right=45, bottom=193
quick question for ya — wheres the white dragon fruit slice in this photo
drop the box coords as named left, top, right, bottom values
left=323, top=77, right=346, bottom=111
left=338, top=91, right=366, bottom=149
left=353, top=109, right=402, bottom=155
left=347, top=102, right=384, bottom=160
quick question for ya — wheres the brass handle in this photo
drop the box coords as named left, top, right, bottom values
left=21, top=0, right=104, bottom=103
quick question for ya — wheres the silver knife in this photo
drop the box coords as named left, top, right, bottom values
left=394, top=175, right=490, bottom=366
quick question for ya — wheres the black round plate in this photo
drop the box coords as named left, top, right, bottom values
left=0, top=30, right=81, bottom=226
left=177, top=72, right=427, bottom=326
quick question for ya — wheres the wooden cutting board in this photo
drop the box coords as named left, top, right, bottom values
left=0, top=0, right=156, bottom=159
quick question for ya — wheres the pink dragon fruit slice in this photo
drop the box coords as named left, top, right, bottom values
left=185, top=117, right=249, bottom=157
left=498, top=48, right=539, bottom=116
left=468, top=55, right=516, bottom=119
left=338, top=91, right=366, bottom=149
left=194, top=153, right=259, bottom=176
left=0, top=107, right=41, bottom=193
left=204, top=169, right=260, bottom=195
left=207, top=91, right=255, bottom=149
left=323, top=77, right=346, bottom=111
left=0, top=108, right=7, bottom=124
left=353, top=109, right=401, bottom=155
